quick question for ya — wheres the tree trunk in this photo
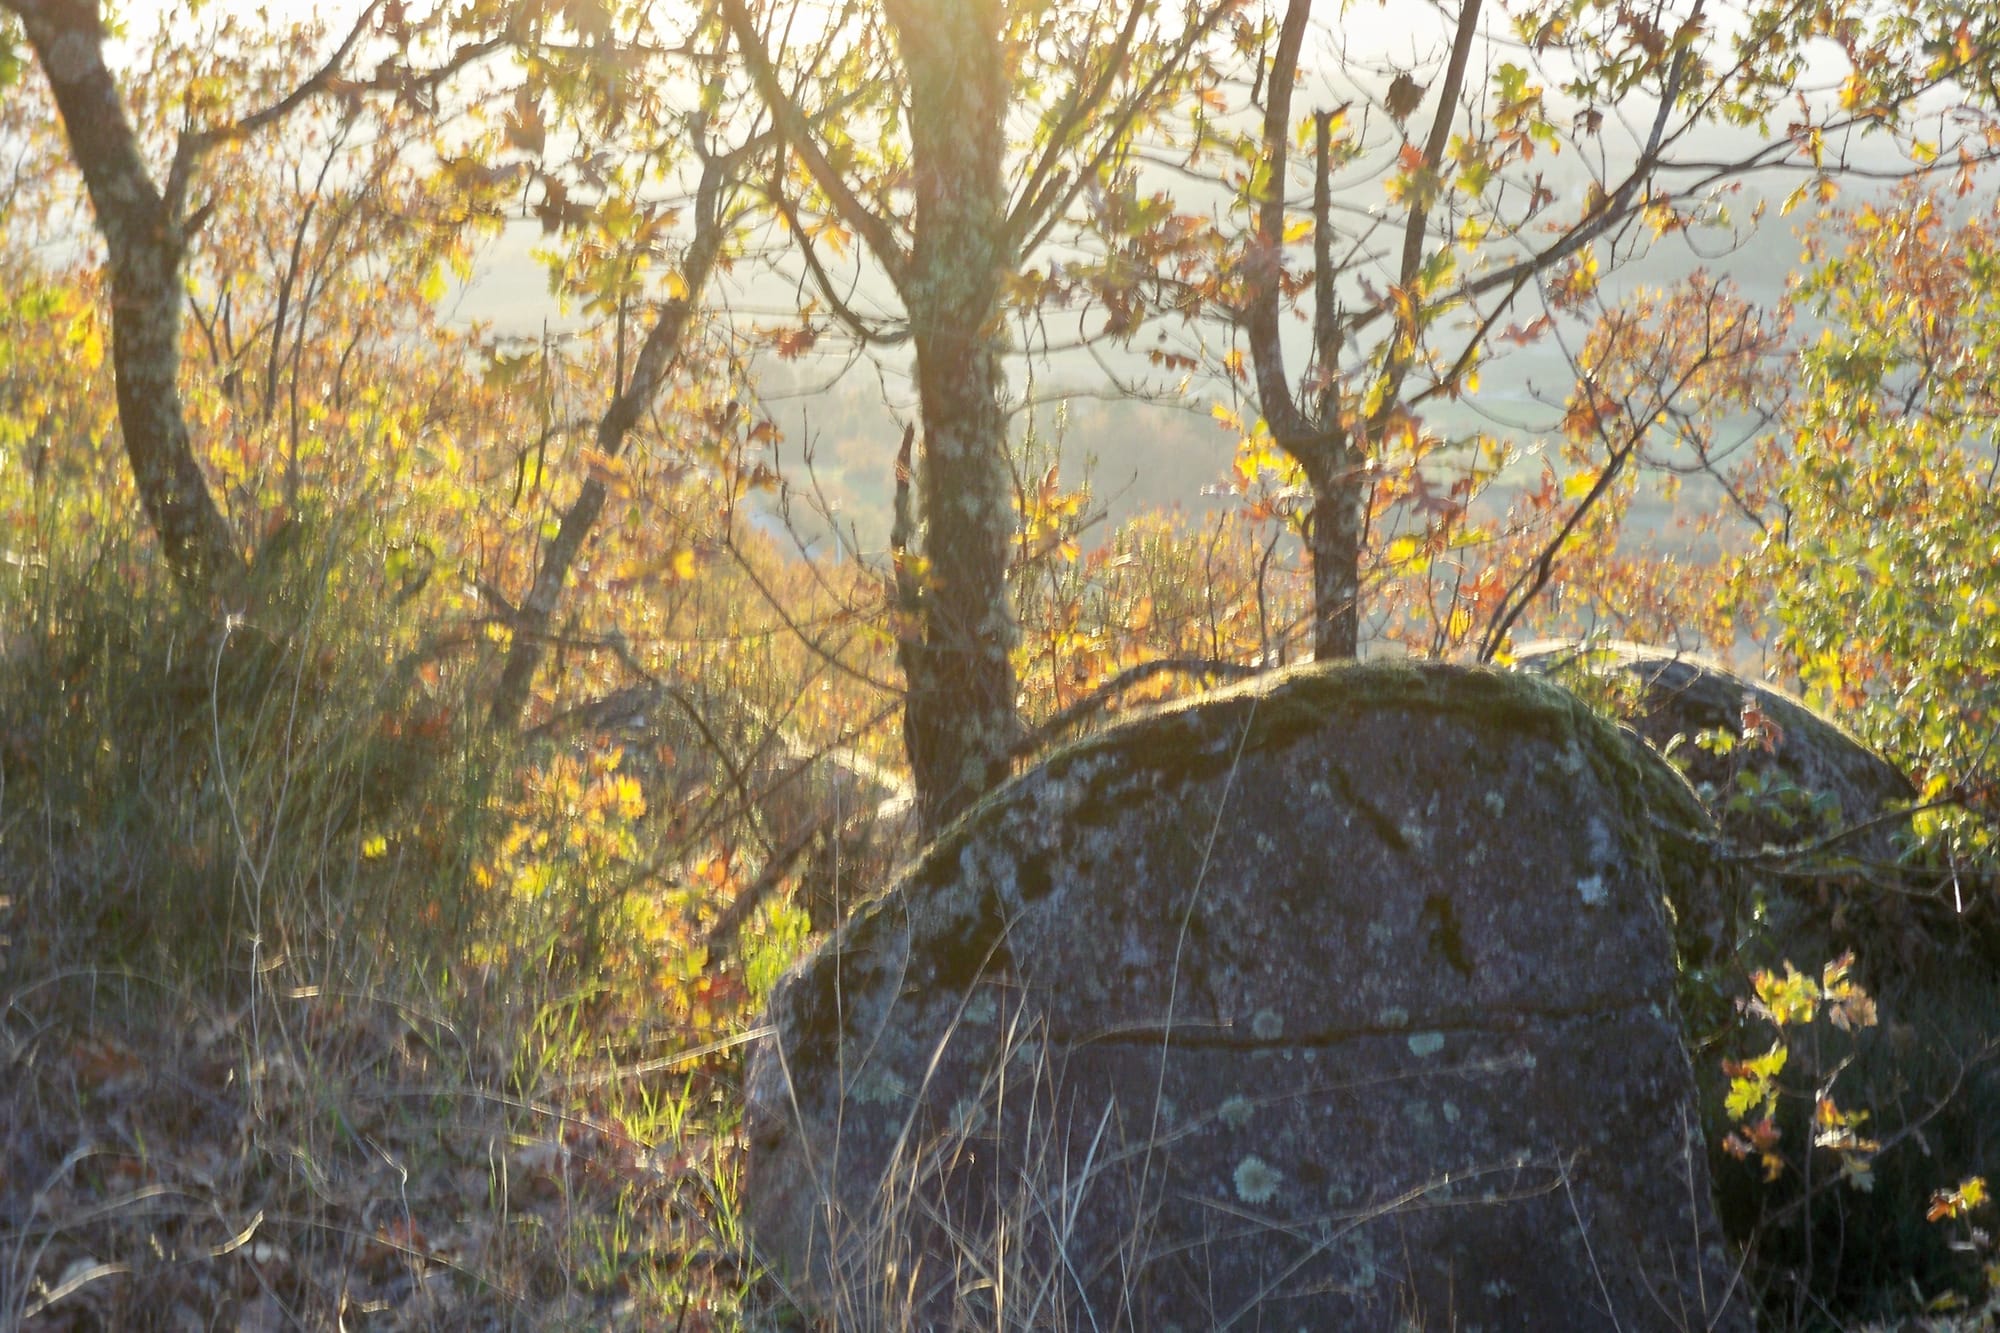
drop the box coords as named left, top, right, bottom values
left=487, top=183, right=728, bottom=732
left=1244, top=0, right=1369, bottom=663
left=899, top=317, right=1018, bottom=835
left=1301, top=454, right=1363, bottom=660
left=13, top=0, right=245, bottom=593
left=887, top=0, right=1020, bottom=835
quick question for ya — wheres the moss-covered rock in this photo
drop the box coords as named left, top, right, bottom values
left=1519, top=640, right=2000, bottom=1318
left=744, top=660, right=1746, bottom=1331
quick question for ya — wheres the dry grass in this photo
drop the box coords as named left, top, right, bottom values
left=0, top=535, right=786, bottom=1331
left=1, top=530, right=1993, bottom=1332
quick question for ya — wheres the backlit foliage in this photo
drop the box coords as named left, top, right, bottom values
left=1749, top=189, right=2000, bottom=865
left=3, top=0, right=2000, bottom=1326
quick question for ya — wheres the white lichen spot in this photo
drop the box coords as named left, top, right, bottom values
left=1398, top=820, right=1431, bottom=854
left=1346, top=1232, right=1380, bottom=1289
left=1233, top=1154, right=1282, bottom=1205
left=1309, top=779, right=1332, bottom=799
left=1218, top=1095, right=1255, bottom=1129
left=46, top=32, right=101, bottom=83
left=1251, top=1009, right=1284, bottom=1040
left=1482, top=790, right=1507, bottom=818
left=1556, top=741, right=1586, bottom=775
left=1407, top=1031, right=1446, bottom=1058
left=1586, top=815, right=1618, bottom=867
left=1442, top=1100, right=1461, bottom=1125
left=1575, top=874, right=1607, bottom=906
left=852, top=1068, right=908, bottom=1106
left=1377, top=1006, right=1410, bottom=1028
left=1256, top=831, right=1276, bottom=855
left=1367, top=920, right=1396, bottom=948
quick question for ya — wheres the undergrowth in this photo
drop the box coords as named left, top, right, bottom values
left=0, top=523, right=804, bottom=1330
left=3, top=534, right=1996, bottom=1330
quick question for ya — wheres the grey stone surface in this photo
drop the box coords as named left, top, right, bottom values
left=1516, top=639, right=1928, bottom=980
left=745, top=661, right=1746, bottom=1330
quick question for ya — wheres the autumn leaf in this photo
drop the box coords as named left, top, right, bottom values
left=772, top=325, right=819, bottom=360
left=1385, top=71, right=1426, bottom=124
left=1929, top=1177, right=1990, bottom=1223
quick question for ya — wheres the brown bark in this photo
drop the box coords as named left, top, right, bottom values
left=1243, top=0, right=1363, bottom=660
left=1300, top=453, right=1362, bottom=660
left=884, top=0, right=1020, bottom=834
left=11, top=0, right=245, bottom=591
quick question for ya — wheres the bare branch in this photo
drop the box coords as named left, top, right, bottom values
left=1240, top=0, right=1313, bottom=445
left=715, top=0, right=910, bottom=289
left=1015, top=657, right=1264, bottom=760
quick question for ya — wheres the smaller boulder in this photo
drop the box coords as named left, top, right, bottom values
left=1518, top=640, right=2000, bottom=1317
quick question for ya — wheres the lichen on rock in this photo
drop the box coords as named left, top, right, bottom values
left=745, top=660, right=1747, bottom=1330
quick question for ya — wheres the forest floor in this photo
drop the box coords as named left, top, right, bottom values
left=0, top=958, right=774, bottom=1330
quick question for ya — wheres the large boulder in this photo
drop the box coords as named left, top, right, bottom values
left=1518, top=641, right=2000, bottom=1315
left=745, top=661, right=1748, bottom=1331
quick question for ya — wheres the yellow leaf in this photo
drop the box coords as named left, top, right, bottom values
left=362, top=834, right=388, bottom=860
left=671, top=548, right=697, bottom=580
left=582, top=449, right=627, bottom=486
left=611, top=775, right=646, bottom=820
